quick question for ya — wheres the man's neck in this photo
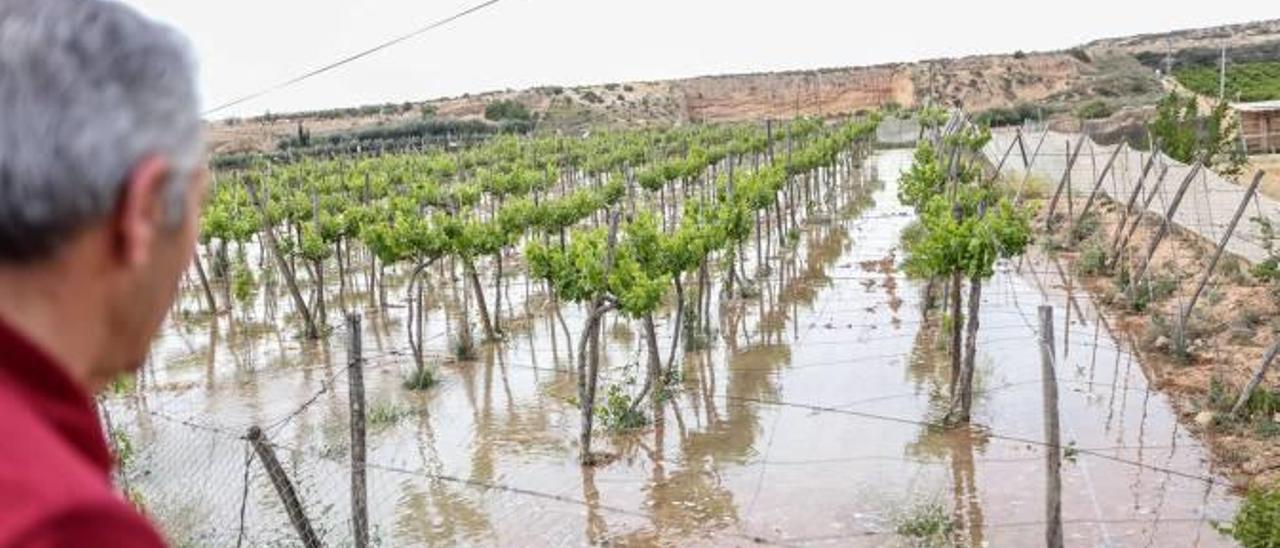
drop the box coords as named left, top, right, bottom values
left=0, top=260, right=105, bottom=392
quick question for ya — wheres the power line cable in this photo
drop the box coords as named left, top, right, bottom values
left=203, top=0, right=505, bottom=116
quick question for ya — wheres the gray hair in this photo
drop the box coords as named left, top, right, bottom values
left=0, top=0, right=202, bottom=262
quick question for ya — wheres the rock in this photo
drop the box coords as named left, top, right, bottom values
left=1195, top=411, right=1215, bottom=427
left=1154, top=336, right=1170, bottom=350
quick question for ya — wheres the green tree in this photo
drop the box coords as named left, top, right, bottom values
left=1149, top=92, right=1246, bottom=177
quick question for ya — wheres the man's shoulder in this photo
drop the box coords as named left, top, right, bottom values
left=0, top=378, right=104, bottom=491
left=0, top=383, right=160, bottom=546
left=3, top=497, right=166, bottom=548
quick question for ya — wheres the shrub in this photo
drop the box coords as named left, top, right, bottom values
left=1013, top=50, right=1027, bottom=60
left=403, top=367, right=437, bottom=390
left=367, top=402, right=410, bottom=429
left=484, top=99, right=531, bottom=122
left=1240, top=387, right=1280, bottom=420
left=894, top=501, right=954, bottom=542
left=1069, top=213, right=1101, bottom=244
left=451, top=334, right=477, bottom=361
left=1077, top=100, right=1114, bottom=120
left=1251, top=217, right=1280, bottom=283
left=1217, top=489, right=1280, bottom=547
left=580, top=90, right=604, bottom=104
left=596, top=384, right=648, bottom=431
left=1076, top=243, right=1108, bottom=276
left=972, top=103, right=1041, bottom=127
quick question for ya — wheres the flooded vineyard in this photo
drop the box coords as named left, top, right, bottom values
left=108, top=150, right=1239, bottom=546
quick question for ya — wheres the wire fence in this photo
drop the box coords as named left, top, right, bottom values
left=984, top=125, right=1275, bottom=265
left=94, top=137, right=1246, bottom=547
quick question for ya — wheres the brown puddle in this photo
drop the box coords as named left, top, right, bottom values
left=109, top=150, right=1238, bottom=547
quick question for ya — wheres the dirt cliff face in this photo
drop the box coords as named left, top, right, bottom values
left=205, top=19, right=1280, bottom=155
left=910, top=53, right=1089, bottom=111
left=675, top=65, right=914, bottom=122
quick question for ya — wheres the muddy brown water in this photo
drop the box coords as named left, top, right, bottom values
left=111, top=149, right=1238, bottom=547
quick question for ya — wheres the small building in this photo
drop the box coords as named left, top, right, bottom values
left=1236, top=100, right=1280, bottom=155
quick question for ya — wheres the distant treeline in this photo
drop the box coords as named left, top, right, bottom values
left=276, top=118, right=529, bottom=151
left=212, top=118, right=530, bottom=170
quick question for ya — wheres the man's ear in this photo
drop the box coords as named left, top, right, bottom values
left=113, top=155, right=171, bottom=266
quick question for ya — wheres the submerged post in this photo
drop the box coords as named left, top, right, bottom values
left=246, top=426, right=322, bottom=548
left=347, top=313, right=369, bottom=548
left=1038, top=305, right=1064, bottom=548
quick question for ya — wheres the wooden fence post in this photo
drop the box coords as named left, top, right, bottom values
left=1039, top=305, right=1064, bottom=548
left=1076, top=143, right=1124, bottom=222
left=1044, top=135, right=1086, bottom=229
left=246, top=426, right=322, bottom=548
left=1017, top=127, right=1030, bottom=168
left=1110, top=164, right=1172, bottom=269
left=1108, top=151, right=1159, bottom=255
left=986, top=131, right=1022, bottom=183
left=1013, top=128, right=1051, bottom=206
left=1181, top=171, right=1265, bottom=333
left=347, top=313, right=369, bottom=548
left=1233, top=340, right=1280, bottom=416
left=1130, top=164, right=1204, bottom=289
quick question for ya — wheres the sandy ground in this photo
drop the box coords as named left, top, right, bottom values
left=1247, top=154, right=1280, bottom=201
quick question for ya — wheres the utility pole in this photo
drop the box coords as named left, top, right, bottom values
left=1219, top=43, right=1228, bottom=101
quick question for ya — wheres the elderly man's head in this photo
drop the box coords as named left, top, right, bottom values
left=0, top=0, right=205, bottom=388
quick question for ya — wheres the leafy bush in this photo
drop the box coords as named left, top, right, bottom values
left=403, top=367, right=437, bottom=390
left=451, top=334, right=477, bottom=361
left=973, top=103, right=1042, bottom=127
left=1069, top=213, right=1101, bottom=244
left=1076, top=243, right=1108, bottom=276
left=596, top=384, right=648, bottom=431
left=367, top=402, right=410, bottom=429
left=1251, top=217, right=1280, bottom=283
left=484, top=99, right=531, bottom=122
left=1240, top=387, right=1280, bottom=420
left=1149, top=92, right=1245, bottom=176
left=1115, top=268, right=1178, bottom=312
left=894, top=501, right=954, bottom=542
left=1076, top=100, right=1114, bottom=120
left=1218, top=489, right=1280, bottom=547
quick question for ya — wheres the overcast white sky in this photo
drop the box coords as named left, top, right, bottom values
left=121, top=0, right=1276, bottom=119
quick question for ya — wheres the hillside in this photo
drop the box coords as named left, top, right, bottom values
left=206, top=18, right=1280, bottom=156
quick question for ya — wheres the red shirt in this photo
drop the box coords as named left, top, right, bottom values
left=0, top=318, right=165, bottom=547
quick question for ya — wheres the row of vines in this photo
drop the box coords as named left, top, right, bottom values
left=194, top=115, right=882, bottom=462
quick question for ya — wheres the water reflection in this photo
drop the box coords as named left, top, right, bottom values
left=115, top=150, right=1239, bottom=547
